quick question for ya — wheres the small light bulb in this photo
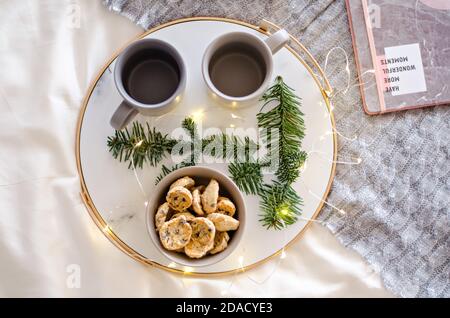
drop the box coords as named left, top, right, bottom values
left=231, top=101, right=237, bottom=107
left=135, top=140, right=144, bottom=148
left=229, top=124, right=235, bottom=128
left=356, top=158, right=362, bottom=164
left=281, top=250, right=287, bottom=259
left=300, top=163, right=307, bottom=173
left=184, top=266, right=193, bottom=274
left=167, top=262, right=177, bottom=268
left=339, top=209, right=346, bottom=215
left=102, top=225, right=112, bottom=234
left=191, top=110, right=205, bottom=122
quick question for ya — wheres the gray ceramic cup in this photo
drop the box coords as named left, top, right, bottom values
left=110, top=39, right=186, bottom=130
left=202, top=29, right=290, bottom=107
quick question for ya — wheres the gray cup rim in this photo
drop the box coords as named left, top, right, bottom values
left=114, top=38, right=186, bottom=111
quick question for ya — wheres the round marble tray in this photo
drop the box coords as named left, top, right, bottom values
left=76, top=17, right=336, bottom=275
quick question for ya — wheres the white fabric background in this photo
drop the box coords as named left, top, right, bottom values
left=0, top=0, right=393, bottom=297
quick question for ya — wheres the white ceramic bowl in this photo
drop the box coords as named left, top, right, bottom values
left=146, top=166, right=246, bottom=267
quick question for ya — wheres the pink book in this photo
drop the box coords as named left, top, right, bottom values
left=345, top=0, right=450, bottom=114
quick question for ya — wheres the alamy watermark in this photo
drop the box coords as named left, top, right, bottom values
left=167, top=123, right=280, bottom=172
left=65, top=1, right=81, bottom=29
left=66, top=264, right=81, bottom=289
left=367, top=1, right=381, bottom=29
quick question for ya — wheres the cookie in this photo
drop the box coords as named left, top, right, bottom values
left=155, top=202, right=172, bottom=231
left=166, top=186, right=193, bottom=211
left=201, top=179, right=219, bottom=214
left=169, top=176, right=195, bottom=190
left=207, top=213, right=240, bottom=231
left=193, top=185, right=206, bottom=193
left=210, top=232, right=230, bottom=255
left=184, top=218, right=215, bottom=258
left=170, top=211, right=196, bottom=222
left=159, top=215, right=192, bottom=251
left=191, top=188, right=204, bottom=216
left=216, top=197, right=236, bottom=217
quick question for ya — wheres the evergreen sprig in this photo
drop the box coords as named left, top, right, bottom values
left=257, top=77, right=307, bottom=229
left=276, top=149, right=308, bottom=184
left=228, top=162, right=264, bottom=195
left=259, top=182, right=303, bottom=230
left=107, top=117, right=261, bottom=185
left=182, top=117, right=198, bottom=140
left=154, top=117, right=200, bottom=184
left=257, top=76, right=307, bottom=183
left=229, top=76, right=307, bottom=230
left=107, top=121, right=176, bottom=169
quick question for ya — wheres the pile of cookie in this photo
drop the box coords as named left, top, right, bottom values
left=155, top=176, right=240, bottom=259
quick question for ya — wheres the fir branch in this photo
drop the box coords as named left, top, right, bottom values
left=154, top=117, right=200, bottom=185
left=256, top=76, right=307, bottom=230
left=107, top=122, right=176, bottom=169
left=178, top=116, right=204, bottom=161
left=182, top=117, right=198, bottom=140
left=258, top=76, right=305, bottom=148
left=259, top=182, right=303, bottom=230
left=276, top=149, right=308, bottom=184
left=257, top=76, right=307, bottom=184
left=228, top=162, right=264, bottom=195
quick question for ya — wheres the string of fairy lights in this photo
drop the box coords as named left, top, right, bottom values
left=102, top=23, right=379, bottom=295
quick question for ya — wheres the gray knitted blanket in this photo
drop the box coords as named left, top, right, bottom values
left=103, top=0, right=450, bottom=298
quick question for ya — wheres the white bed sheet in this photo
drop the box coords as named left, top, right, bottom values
left=0, top=0, right=393, bottom=297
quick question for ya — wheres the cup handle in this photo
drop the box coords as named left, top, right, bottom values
left=110, top=101, right=138, bottom=130
left=265, top=29, right=290, bottom=54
